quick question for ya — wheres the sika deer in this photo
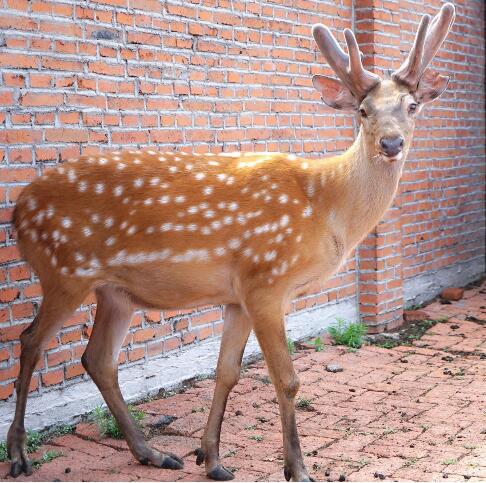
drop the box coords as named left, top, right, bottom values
left=8, top=4, right=454, bottom=481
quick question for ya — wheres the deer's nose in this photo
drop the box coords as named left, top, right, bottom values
left=379, top=136, right=404, bottom=157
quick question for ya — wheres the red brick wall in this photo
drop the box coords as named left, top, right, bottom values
left=0, top=0, right=484, bottom=401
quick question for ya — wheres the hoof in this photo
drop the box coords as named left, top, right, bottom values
left=284, top=467, right=292, bottom=481
left=160, top=452, right=184, bottom=470
left=195, top=448, right=205, bottom=466
left=140, top=449, right=184, bottom=470
left=207, top=465, right=235, bottom=481
left=10, top=459, right=32, bottom=478
left=284, top=466, right=315, bottom=482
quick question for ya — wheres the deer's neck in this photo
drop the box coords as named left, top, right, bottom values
left=314, top=129, right=405, bottom=250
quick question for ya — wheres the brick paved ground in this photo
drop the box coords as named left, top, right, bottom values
left=1, top=281, right=485, bottom=482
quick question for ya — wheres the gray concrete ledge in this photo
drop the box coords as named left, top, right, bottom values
left=0, top=297, right=358, bottom=440
left=404, top=258, right=485, bottom=306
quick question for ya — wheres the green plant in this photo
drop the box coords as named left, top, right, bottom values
left=0, top=441, right=7, bottom=463
left=328, top=318, right=367, bottom=348
left=0, top=429, right=53, bottom=463
left=32, top=450, right=63, bottom=469
left=296, top=397, right=312, bottom=410
left=443, top=458, right=457, bottom=466
left=404, top=457, right=418, bottom=467
left=375, top=340, right=399, bottom=349
left=405, top=303, right=423, bottom=311
left=93, top=405, right=145, bottom=439
left=49, top=424, right=75, bottom=439
left=313, top=336, right=323, bottom=352
left=249, top=435, right=263, bottom=442
left=25, top=430, right=43, bottom=454
left=287, top=338, right=295, bottom=354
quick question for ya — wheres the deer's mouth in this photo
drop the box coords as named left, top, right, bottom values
left=380, top=151, right=403, bottom=163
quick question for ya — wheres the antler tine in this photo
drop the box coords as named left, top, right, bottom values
left=312, top=24, right=352, bottom=90
left=393, top=3, right=455, bottom=89
left=312, top=24, right=381, bottom=100
left=344, top=28, right=381, bottom=99
left=419, top=3, right=455, bottom=76
left=392, top=14, right=430, bottom=87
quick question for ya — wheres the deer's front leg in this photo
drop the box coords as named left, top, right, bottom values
left=247, top=294, right=312, bottom=482
left=197, top=304, right=252, bottom=481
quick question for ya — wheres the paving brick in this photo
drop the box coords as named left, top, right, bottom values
left=441, top=288, right=465, bottom=301
left=5, top=282, right=486, bottom=481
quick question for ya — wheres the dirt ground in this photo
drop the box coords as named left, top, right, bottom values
left=1, top=280, right=485, bottom=482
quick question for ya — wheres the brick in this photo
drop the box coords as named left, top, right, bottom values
left=65, top=362, right=85, bottom=379
left=0, top=362, right=19, bottom=381
left=0, top=53, right=37, bottom=69
left=0, top=382, right=14, bottom=400
left=403, top=310, right=429, bottom=323
left=0, top=288, right=20, bottom=303
left=45, top=128, right=89, bottom=143
left=47, top=349, right=71, bottom=367
left=441, top=288, right=464, bottom=301
left=41, top=57, right=83, bottom=72
left=21, top=92, right=63, bottom=107
left=41, top=368, right=64, bottom=386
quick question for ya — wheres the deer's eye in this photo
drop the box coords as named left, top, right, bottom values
left=408, top=103, right=418, bottom=114
left=359, top=108, right=368, bottom=118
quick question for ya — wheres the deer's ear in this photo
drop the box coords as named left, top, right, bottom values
left=414, top=70, right=450, bottom=104
left=312, top=75, right=358, bottom=111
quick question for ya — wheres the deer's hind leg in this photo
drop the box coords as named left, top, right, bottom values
left=7, top=282, right=91, bottom=478
left=81, top=285, right=183, bottom=470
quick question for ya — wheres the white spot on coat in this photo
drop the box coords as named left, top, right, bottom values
left=228, top=238, right=241, bottom=250
left=302, top=206, right=313, bottom=218
left=61, top=217, right=72, bottom=228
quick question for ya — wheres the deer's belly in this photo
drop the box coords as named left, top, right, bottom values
left=104, top=261, right=238, bottom=309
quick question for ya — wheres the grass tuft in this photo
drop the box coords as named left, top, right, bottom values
left=0, top=426, right=71, bottom=463
left=287, top=338, right=295, bottom=354
left=32, top=450, right=63, bottom=469
left=313, top=336, right=324, bottom=352
left=328, top=318, right=367, bottom=348
left=296, top=397, right=313, bottom=410
left=25, top=430, right=43, bottom=454
left=92, top=405, right=145, bottom=439
left=0, top=441, right=7, bottom=463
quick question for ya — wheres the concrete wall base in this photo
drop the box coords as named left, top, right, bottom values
left=0, top=297, right=358, bottom=440
left=404, top=258, right=485, bottom=306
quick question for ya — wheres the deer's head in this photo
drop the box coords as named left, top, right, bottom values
left=312, top=3, right=455, bottom=164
